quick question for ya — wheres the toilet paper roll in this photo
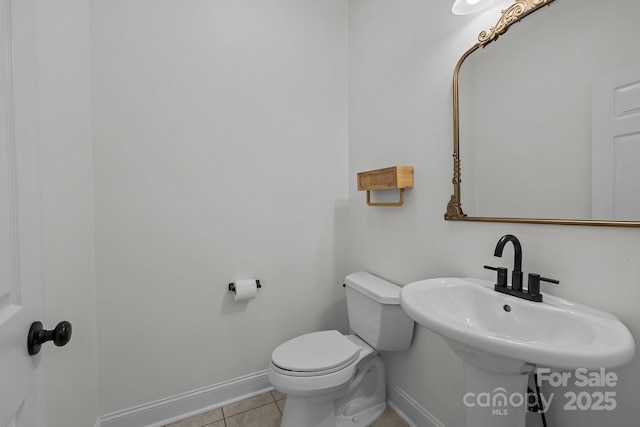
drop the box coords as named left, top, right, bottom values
left=232, top=279, right=258, bottom=302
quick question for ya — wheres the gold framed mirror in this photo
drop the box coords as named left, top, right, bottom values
left=445, top=0, right=640, bottom=227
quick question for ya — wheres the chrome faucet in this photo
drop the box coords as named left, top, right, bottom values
left=484, top=234, right=559, bottom=302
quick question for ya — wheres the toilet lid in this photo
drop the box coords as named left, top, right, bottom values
left=271, top=330, right=360, bottom=373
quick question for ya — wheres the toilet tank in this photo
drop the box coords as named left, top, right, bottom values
left=344, top=271, right=415, bottom=351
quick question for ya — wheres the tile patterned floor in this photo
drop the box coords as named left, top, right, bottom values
left=164, top=390, right=410, bottom=427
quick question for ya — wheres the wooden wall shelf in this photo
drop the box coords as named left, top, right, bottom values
left=357, top=166, right=414, bottom=206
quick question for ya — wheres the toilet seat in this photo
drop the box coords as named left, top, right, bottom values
left=271, top=330, right=360, bottom=377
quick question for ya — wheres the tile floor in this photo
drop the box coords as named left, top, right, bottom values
left=164, top=390, right=410, bottom=427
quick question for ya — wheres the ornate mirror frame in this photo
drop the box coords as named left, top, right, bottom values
left=445, top=0, right=640, bottom=227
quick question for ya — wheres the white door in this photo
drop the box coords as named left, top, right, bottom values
left=0, top=0, right=46, bottom=425
left=592, top=62, right=640, bottom=220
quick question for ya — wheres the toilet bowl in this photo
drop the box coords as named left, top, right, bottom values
left=268, top=272, right=415, bottom=427
left=269, top=332, right=385, bottom=427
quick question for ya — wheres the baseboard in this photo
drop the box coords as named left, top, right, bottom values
left=387, top=382, right=446, bottom=427
left=94, top=372, right=443, bottom=427
left=95, top=370, right=272, bottom=427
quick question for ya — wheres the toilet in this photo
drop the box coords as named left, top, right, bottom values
left=268, top=271, right=415, bottom=427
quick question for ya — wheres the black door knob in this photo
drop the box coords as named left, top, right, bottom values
left=27, top=321, right=72, bottom=356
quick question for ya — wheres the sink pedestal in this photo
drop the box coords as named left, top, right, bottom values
left=463, top=361, right=530, bottom=427
left=448, top=340, right=535, bottom=427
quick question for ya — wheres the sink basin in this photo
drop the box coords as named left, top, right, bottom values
left=401, top=277, right=635, bottom=427
left=400, top=277, right=635, bottom=371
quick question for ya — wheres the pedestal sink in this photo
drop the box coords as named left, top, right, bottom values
left=400, top=277, right=635, bottom=427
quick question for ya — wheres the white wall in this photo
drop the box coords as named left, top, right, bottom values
left=348, top=1, right=640, bottom=427
left=90, top=0, right=349, bottom=414
left=38, top=1, right=100, bottom=426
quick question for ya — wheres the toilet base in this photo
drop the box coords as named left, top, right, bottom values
left=335, top=402, right=386, bottom=427
left=279, top=355, right=386, bottom=427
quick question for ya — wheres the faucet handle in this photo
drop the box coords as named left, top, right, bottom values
left=484, top=265, right=508, bottom=288
left=527, top=273, right=559, bottom=297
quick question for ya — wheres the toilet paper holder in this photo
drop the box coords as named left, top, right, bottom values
left=228, top=280, right=262, bottom=293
